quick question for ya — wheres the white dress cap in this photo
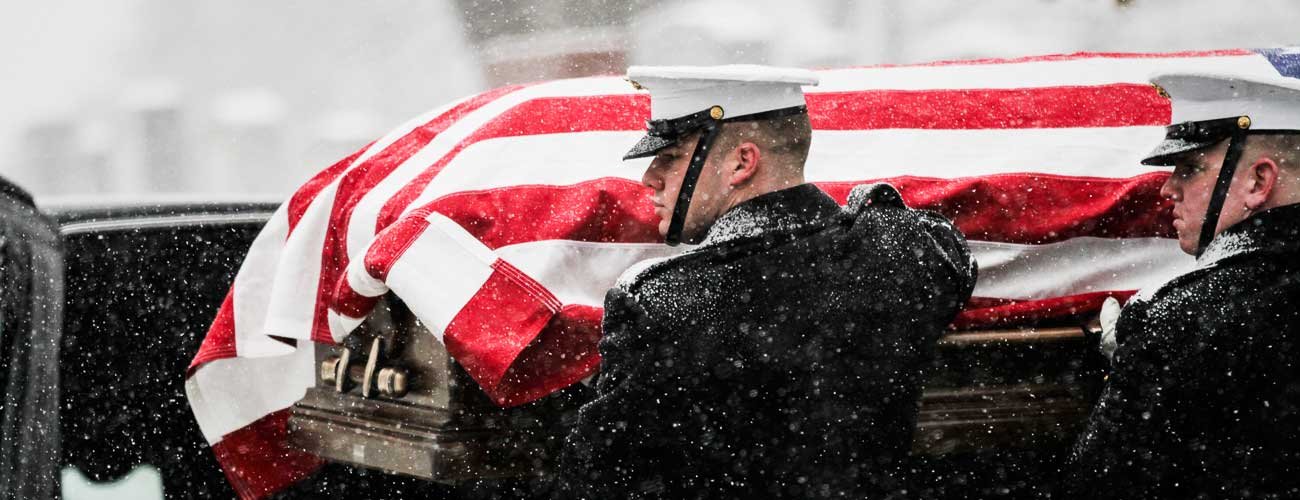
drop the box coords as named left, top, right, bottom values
left=1142, top=70, right=1300, bottom=165
left=1155, top=71, right=1300, bottom=130
left=628, top=64, right=820, bottom=121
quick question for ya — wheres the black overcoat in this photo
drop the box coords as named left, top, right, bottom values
left=552, top=183, right=977, bottom=499
left=1067, top=203, right=1300, bottom=499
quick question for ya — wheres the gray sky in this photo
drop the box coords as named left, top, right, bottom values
left=2, top=0, right=1298, bottom=200
left=0, top=1, right=142, bottom=163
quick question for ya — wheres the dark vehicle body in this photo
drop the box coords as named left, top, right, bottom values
left=0, top=176, right=273, bottom=499
left=0, top=174, right=1109, bottom=499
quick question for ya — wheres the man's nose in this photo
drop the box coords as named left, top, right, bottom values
left=1159, top=175, right=1181, bottom=201
left=642, top=161, right=663, bottom=190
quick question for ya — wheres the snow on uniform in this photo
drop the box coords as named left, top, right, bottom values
left=552, top=181, right=977, bottom=498
left=1067, top=62, right=1300, bottom=498
left=1067, top=204, right=1300, bottom=498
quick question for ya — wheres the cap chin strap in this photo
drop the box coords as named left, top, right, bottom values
left=1196, top=130, right=1248, bottom=257
left=659, top=105, right=809, bottom=246
left=665, top=120, right=721, bottom=246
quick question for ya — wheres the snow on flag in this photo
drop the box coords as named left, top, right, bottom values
left=186, top=48, right=1296, bottom=499
left=1256, top=47, right=1300, bottom=78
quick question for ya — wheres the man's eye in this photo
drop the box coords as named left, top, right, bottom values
left=1171, top=163, right=1202, bottom=179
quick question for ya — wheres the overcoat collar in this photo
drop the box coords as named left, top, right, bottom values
left=698, top=183, right=840, bottom=247
left=1123, top=203, right=1300, bottom=305
left=1196, top=202, right=1300, bottom=269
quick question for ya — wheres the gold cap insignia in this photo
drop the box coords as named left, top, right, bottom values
left=1238, top=116, right=1252, bottom=129
left=709, top=105, right=724, bottom=120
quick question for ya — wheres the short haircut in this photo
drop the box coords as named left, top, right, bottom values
left=715, top=112, right=814, bottom=168
left=1246, top=133, right=1300, bottom=171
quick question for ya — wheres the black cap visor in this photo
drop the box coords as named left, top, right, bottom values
left=622, top=105, right=810, bottom=162
left=622, top=107, right=723, bottom=161
left=1140, top=137, right=1222, bottom=166
left=623, top=133, right=678, bottom=160
left=1140, top=116, right=1247, bottom=166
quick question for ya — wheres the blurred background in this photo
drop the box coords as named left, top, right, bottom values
left=3, top=0, right=1298, bottom=202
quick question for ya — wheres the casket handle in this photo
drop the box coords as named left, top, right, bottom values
left=319, top=340, right=409, bottom=398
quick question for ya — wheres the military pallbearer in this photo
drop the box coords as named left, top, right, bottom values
left=1069, top=64, right=1300, bottom=498
left=551, top=65, right=977, bottom=499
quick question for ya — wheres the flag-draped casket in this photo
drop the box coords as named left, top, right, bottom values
left=185, top=48, right=1300, bottom=499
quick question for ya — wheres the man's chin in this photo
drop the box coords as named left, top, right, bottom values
left=1171, top=220, right=1198, bottom=255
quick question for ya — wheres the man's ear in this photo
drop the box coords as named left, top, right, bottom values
left=1243, top=157, right=1280, bottom=211
left=728, top=142, right=761, bottom=187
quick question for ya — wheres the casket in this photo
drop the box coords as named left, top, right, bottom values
left=186, top=48, right=1300, bottom=497
left=286, top=296, right=1108, bottom=483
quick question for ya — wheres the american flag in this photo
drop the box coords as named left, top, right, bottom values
left=185, top=47, right=1296, bottom=499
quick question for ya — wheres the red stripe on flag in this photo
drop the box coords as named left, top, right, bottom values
left=362, top=207, right=436, bottom=282
left=818, top=173, right=1176, bottom=244
left=493, top=259, right=564, bottom=312
left=374, top=83, right=1172, bottom=229
left=329, top=281, right=381, bottom=320
left=329, top=85, right=526, bottom=254
left=210, top=409, right=322, bottom=500
left=809, top=85, right=1169, bottom=130
left=432, top=177, right=662, bottom=248
left=957, top=291, right=1138, bottom=329
left=374, top=94, right=648, bottom=230
left=287, top=144, right=370, bottom=233
left=491, top=304, right=603, bottom=407
left=414, top=173, right=1172, bottom=249
left=189, top=290, right=238, bottom=373
left=309, top=85, right=526, bottom=343
left=441, top=259, right=563, bottom=406
left=328, top=207, right=439, bottom=324
left=196, top=140, right=376, bottom=370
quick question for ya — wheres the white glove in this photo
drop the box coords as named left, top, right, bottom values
left=1098, top=297, right=1121, bottom=362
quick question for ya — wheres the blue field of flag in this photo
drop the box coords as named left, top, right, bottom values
left=1255, top=47, right=1300, bottom=78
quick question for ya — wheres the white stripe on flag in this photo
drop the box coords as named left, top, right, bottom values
left=807, top=128, right=1168, bottom=180
left=970, top=236, right=1191, bottom=299
left=261, top=182, right=342, bottom=343
left=384, top=213, right=499, bottom=342
left=346, top=259, right=390, bottom=298
left=338, top=95, right=487, bottom=262
left=185, top=343, right=315, bottom=443
left=231, top=208, right=297, bottom=357
left=410, top=126, right=1168, bottom=199
left=249, top=135, right=393, bottom=346
left=813, top=54, right=1278, bottom=91
left=375, top=56, right=1281, bottom=223
left=498, top=241, right=684, bottom=307
left=327, top=310, right=367, bottom=341
left=347, top=78, right=643, bottom=255
left=492, top=236, right=1191, bottom=307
